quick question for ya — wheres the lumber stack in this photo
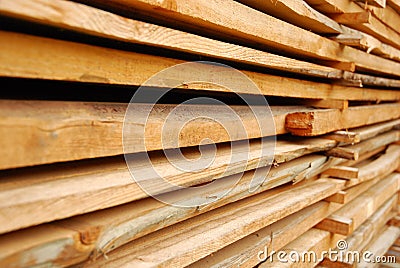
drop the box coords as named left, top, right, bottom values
left=0, top=0, right=399, bottom=267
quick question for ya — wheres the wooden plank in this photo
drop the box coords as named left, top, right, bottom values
left=302, top=99, right=349, bottom=110
left=333, top=26, right=400, bottom=63
left=0, top=224, right=93, bottom=268
left=237, top=0, right=342, bottom=34
left=0, top=137, right=338, bottom=234
left=188, top=201, right=341, bottom=268
left=76, top=179, right=344, bottom=267
left=0, top=0, right=346, bottom=79
left=322, top=196, right=397, bottom=267
left=388, top=0, right=400, bottom=12
left=326, top=130, right=400, bottom=160
left=325, top=177, right=381, bottom=204
left=324, top=119, right=400, bottom=144
left=358, top=226, right=400, bottom=267
left=360, top=3, right=400, bottom=36
left=285, top=104, right=400, bottom=136
left=345, top=144, right=400, bottom=187
left=307, top=0, right=400, bottom=50
left=0, top=99, right=316, bottom=169
left=74, top=0, right=400, bottom=77
left=316, top=173, right=400, bottom=235
left=322, top=166, right=359, bottom=179
left=2, top=31, right=400, bottom=102
left=4, top=0, right=400, bottom=86
left=330, top=11, right=372, bottom=23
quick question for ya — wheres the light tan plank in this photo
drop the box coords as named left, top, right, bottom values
left=285, top=104, right=400, bottom=136
left=2, top=30, right=399, bottom=101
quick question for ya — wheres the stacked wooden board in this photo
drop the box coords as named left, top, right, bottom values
left=0, top=0, right=400, bottom=267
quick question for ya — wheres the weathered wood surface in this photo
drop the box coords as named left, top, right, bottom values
left=77, top=179, right=344, bottom=267
left=75, top=0, right=400, bottom=77
left=188, top=201, right=341, bottom=268
left=0, top=99, right=315, bottom=169
left=286, top=104, right=400, bottom=136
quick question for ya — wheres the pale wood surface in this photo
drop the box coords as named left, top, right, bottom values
left=0, top=99, right=313, bottom=169
left=188, top=201, right=341, bottom=268
left=0, top=137, right=338, bottom=234
left=77, top=179, right=344, bottom=267
left=2, top=30, right=400, bottom=101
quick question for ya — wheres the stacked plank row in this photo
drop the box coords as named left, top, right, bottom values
left=0, top=0, right=400, bottom=267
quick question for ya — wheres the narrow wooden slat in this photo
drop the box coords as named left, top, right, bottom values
left=325, top=177, right=380, bottom=204
left=322, top=166, right=359, bottom=179
left=285, top=104, right=400, bottom=136
left=324, top=119, right=400, bottom=144
left=0, top=137, right=338, bottom=234
left=326, top=130, right=400, bottom=160
left=75, top=0, right=400, bottom=77
left=2, top=30, right=400, bottom=101
left=0, top=99, right=315, bottom=169
left=344, top=144, right=400, bottom=187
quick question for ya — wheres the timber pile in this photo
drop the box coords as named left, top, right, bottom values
left=0, top=0, right=400, bottom=267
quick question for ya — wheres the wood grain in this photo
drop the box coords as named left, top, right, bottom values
left=285, top=103, right=400, bottom=136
